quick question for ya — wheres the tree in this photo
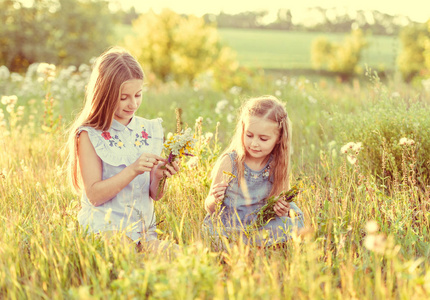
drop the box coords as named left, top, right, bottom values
left=397, top=21, right=430, bottom=81
left=124, top=9, right=238, bottom=85
left=311, top=29, right=368, bottom=80
left=0, top=0, right=116, bottom=71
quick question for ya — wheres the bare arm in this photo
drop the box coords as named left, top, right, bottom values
left=204, top=155, right=232, bottom=214
left=78, top=131, right=164, bottom=206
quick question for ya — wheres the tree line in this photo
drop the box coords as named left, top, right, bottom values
left=201, top=8, right=419, bottom=36
left=1, top=0, right=429, bottom=84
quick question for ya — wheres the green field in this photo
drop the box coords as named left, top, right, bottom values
left=118, top=24, right=400, bottom=71
left=218, top=28, right=399, bottom=70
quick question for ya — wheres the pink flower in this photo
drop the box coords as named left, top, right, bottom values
left=141, top=131, right=149, bottom=139
left=101, top=131, right=111, bottom=140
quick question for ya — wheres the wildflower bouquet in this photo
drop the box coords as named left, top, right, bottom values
left=157, top=127, right=196, bottom=197
left=252, top=182, right=302, bottom=228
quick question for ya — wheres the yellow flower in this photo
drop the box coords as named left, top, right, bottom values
left=118, top=141, right=123, bottom=147
left=135, top=141, right=141, bottom=146
left=222, top=171, right=236, bottom=184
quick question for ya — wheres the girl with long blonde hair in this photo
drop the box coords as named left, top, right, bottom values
left=204, top=95, right=304, bottom=246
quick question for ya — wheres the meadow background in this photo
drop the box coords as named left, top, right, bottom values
left=1, top=2, right=430, bottom=299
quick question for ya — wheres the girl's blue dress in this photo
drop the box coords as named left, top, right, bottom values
left=203, top=152, right=304, bottom=246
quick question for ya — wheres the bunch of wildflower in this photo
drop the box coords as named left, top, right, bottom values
left=398, top=137, right=415, bottom=146
left=340, top=142, right=362, bottom=165
left=252, top=182, right=302, bottom=228
left=157, top=128, right=197, bottom=197
left=163, top=127, right=196, bottom=163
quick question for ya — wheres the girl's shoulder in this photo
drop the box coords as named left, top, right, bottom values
left=134, top=116, right=163, bottom=130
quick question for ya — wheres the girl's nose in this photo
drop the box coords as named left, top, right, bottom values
left=251, top=139, right=259, bottom=147
left=129, top=97, right=138, bottom=108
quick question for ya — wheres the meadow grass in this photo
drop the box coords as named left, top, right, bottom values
left=1, top=71, right=429, bottom=299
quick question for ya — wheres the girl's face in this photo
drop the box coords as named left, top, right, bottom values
left=114, top=79, right=143, bottom=125
left=243, top=115, right=280, bottom=160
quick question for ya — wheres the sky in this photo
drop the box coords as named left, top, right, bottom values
left=118, top=0, right=429, bottom=23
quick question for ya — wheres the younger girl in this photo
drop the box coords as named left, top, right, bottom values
left=67, top=47, right=179, bottom=251
left=203, top=95, right=304, bottom=247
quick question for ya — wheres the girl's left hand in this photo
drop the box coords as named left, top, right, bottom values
left=274, top=198, right=291, bottom=217
left=155, top=160, right=180, bottom=179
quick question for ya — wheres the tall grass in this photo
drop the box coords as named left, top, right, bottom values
left=1, top=68, right=429, bottom=299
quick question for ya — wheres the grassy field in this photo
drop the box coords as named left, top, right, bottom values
left=1, top=64, right=429, bottom=298
left=218, top=28, right=400, bottom=70
left=116, top=24, right=400, bottom=72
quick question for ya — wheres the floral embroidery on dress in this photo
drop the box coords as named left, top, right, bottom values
left=245, top=164, right=271, bottom=180
left=101, top=131, right=125, bottom=149
left=134, top=125, right=152, bottom=147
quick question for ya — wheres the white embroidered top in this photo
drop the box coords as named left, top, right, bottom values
left=77, top=116, right=164, bottom=242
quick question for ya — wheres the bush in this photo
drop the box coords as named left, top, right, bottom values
left=311, top=29, right=368, bottom=81
left=329, top=76, right=430, bottom=188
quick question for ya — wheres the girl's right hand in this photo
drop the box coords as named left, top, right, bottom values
left=131, top=153, right=165, bottom=175
left=209, top=182, right=229, bottom=204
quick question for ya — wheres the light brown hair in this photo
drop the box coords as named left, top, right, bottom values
left=221, top=95, right=292, bottom=198
left=66, top=46, right=144, bottom=193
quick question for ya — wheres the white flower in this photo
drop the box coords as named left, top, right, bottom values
left=204, top=132, right=213, bottom=141
left=186, top=156, right=199, bottom=169
left=353, top=142, right=362, bottom=152
left=6, top=104, right=15, bottom=113
left=229, top=86, right=242, bottom=95
left=365, top=220, right=379, bottom=234
left=17, top=106, right=25, bottom=116
left=308, top=95, right=317, bottom=104
left=37, top=62, right=56, bottom=81
left=195, top=116, right=203, bottom=124
left=0, top=65, right=10, bottom=79
left=341, top=142, right=362, bottom=154
left=340, top=142, right=354, bottom=154
left=1, top=95, right=17, bottom=106
left=391, top=92, right=400, bottom=98
left=364, top=234, right=386, bottom=254
left=399, top=137, right=414, bottom=146
left=275, top=90, right=282, bottom=97
left=422, top=78, right=430, bottom=92
left=215, top=99, right=229, bottom=114
left=226, top=113, right=235, bottom=123
left=347, top=155, right=357, bottom=165
left=1, top=96, right=8, bottom=105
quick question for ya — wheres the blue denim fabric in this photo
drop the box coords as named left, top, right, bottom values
left=204, top=152, right=304, bottom=246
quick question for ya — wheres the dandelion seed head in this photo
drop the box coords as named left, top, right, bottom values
left=365, top=220, right=379, bottom=234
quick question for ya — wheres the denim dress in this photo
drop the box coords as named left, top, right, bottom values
left=77, top=117, right=164, bottom=243
left=204, top=152, right=304, bottom=246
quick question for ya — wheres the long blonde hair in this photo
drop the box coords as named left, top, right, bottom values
left=66, top=46, right=144, bottom=193
left=222, top=95, right=292, bottom=198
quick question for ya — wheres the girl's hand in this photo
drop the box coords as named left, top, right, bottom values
left=131, top=153, right=165, bottom=175
left=154, top=159, right=180, bottom=180
left=274, top=198, right=291, bottom=217
left=209, top=182, right=229, bottom=204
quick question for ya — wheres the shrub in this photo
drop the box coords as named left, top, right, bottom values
left=329, top=77, right=430, bottom=188
left=311, top=29, right=368, bottom=81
